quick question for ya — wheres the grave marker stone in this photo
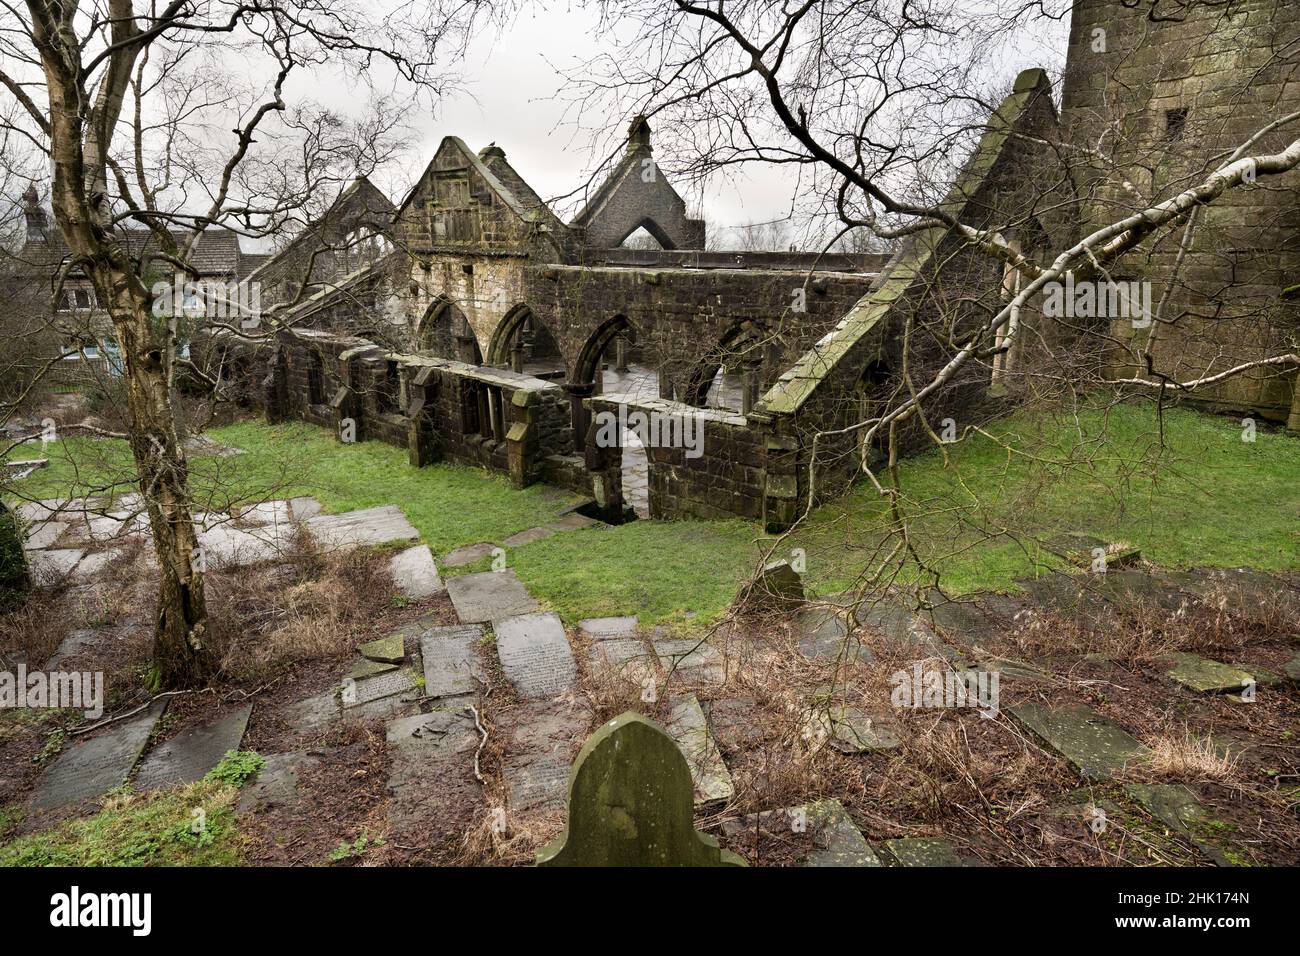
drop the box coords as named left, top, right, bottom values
left=537, top=712, right=746, bottom=866
left=494, top=612, right=576, bottom=699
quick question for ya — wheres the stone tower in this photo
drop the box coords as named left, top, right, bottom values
left=1060, top=0, right=1300, bottom=421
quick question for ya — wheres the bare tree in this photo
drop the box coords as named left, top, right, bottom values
left=0, top=0, right=484, bottom=687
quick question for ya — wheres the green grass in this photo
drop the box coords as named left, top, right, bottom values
left=8, top=401, right=1300, bottom=627
left=0, top=752, right=262, bottom=866
left=10, top=421, right=583, bottom=557
left=786, top=399, right=1300, bottom=595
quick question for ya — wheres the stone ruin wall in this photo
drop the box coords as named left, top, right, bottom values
left=1062, top=0, right=1300, bottom=420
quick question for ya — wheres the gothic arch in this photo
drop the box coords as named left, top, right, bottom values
left=682, top=320, right=767, bottom=409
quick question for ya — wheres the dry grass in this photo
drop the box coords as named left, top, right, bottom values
left=1139, top=730, right=1241, bottom=783
left=209, top=538, right=395, bottom=680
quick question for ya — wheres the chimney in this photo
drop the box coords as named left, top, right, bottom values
left=627, top=115, right=652, bottom=154
left=21, top=185, right=47, bottom=241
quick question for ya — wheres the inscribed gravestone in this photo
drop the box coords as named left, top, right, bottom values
left=494, top=612, right=576, bottom=699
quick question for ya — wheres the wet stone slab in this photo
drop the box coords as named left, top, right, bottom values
left=135, top=704, right=253, bottom=791
left=31, top=701, right=167, bottom=813
left=1165, top=652, right=1255, bottom=694
left=1009, top=702, right=1148, bottom=781
left=578, top=616, right=639, bottom=641
left=305, top=505, right=419, bottom=551
left=443, top=542, right=497, bottom=568
left=655, top=639, right=725, bottom=682
left=419, top=624, right=485, bottom=698
left=665, top=695, right=734, bottom=805
left=494, top=612, right=576, bottom=699
left=444, top=569, right=539, bottom=624
left=389, top=544, right=444, bottom=599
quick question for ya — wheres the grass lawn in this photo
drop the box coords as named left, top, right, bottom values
left=8, top=400, right=1299, bottom=627
left=10, top=421, right=584, bottom=557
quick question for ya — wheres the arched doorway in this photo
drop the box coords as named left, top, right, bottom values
left=418, top=297, right=482, bottom=364
left=684, top=321, right=767, bottom=413
left=488, top=305, right=564, bottom=378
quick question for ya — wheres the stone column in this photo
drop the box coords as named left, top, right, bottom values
left=564, top=380, right=597, bottom=448
left=406, top=367, right=441, bottom=467
left=506, top=388, right=539, bottom=489
left=510, top=340, right=525, bottom=374
left=1287, top=373, right=1300, bottom=435
left=262, top=342, right=289, bottom=424
left=614, top=335, right=629, bottom=373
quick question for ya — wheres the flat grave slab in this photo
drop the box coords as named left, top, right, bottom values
left=135, top=704, right=253, bottom=790
left=494, top=612, right=576, bottom=699
left=23, top=520, right=66, bottom=551
left=578, top=616, right=639, bottom=641
left=238, top=751, right=321, bottom=814
left=420, top=624, right=485, bottom=698
left=1009, top=702, right=1148, bottom=781
left=883, top=837, right=970, bottom=867
left=665, top=695, right=734, bottom=805
left=444, top=570, right=539, bottom=623
left=443, top=542, right=497, bottom=568
left=31, top=701, right=167, bottom=813
left=389, top=544, right=444, bottom=599
left=1165, top=652, right=1255, bottom=694
left=306, top=505, right=419, bottom=551
left=502, top=527, right=554, bottom=547
left=28, top=548, right=83, bottom=579
left=504, top=703, right=590, bottom=814
left=720, top=799, right=882, bottom=867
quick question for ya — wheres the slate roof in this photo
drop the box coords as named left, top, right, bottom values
left=12, top=223, right=249, bottom=279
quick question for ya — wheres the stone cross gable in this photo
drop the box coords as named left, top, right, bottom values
left=536, top=712, right=746, bottom=866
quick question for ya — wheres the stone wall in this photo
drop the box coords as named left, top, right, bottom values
left=1062, top=0, right=1300, bottom=419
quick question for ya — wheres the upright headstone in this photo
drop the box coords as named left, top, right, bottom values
left=536, top=712, right=746, bottom=867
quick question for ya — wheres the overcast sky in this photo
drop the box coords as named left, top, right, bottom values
left=349, top=4, right=1071, bottom=234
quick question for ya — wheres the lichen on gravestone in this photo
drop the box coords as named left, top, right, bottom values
left=536, top=712, right=746, bottom=867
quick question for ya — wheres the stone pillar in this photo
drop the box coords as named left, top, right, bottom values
left=761, top=429, right=799, bottom=534
left=506, top=388, right=540, bottom=489
left=262, top=342, right=289, bottom=425
left=510, top=340, right=525, bottom=374
left=406, top=367, right=441, bottom=467
left=564, top=381, right=597, bottom=449
left=584, top=398, right=624, bottom=523
left=614, top=335, right=629, bottom=373
left=657, top=368, right=673, bottom=400
left=741, top=362, right=761, bottom=415
left=1287, top=373, right=1300, bottom=435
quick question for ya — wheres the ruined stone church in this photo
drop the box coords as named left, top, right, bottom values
left=204, top=0, right=1300, bottom=530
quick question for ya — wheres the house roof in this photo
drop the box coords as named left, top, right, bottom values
left=13, top=223, right=249, bottom=280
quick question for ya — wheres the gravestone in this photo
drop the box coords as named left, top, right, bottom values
left=31, top=701, right=168, bottom=812
left=135, top=704, right=253, bottom=790
left=306, top=505, right=419, bottom=550
left=357, top=634, right=405, bottom=664
left=444, top=570, right=539, bottom=623
left=537, top=712, right=746, bottom=866
left=665, top=695, right=734, bottom=805
left=419, top=624, right=484, bottom=698
left=389, top=544, right=444, bottom=599
left=494, top=612, right=576, bottom=699
left=719, top=799, right=882, bottom=867
left=505, top=703, right=590, bottom=813
left=0, top=501, right=29, bottom=606
left=1009, top=702, right=1148, bottom=781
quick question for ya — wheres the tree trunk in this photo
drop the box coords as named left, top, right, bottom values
left=100, top=261, right=215, bottom=689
